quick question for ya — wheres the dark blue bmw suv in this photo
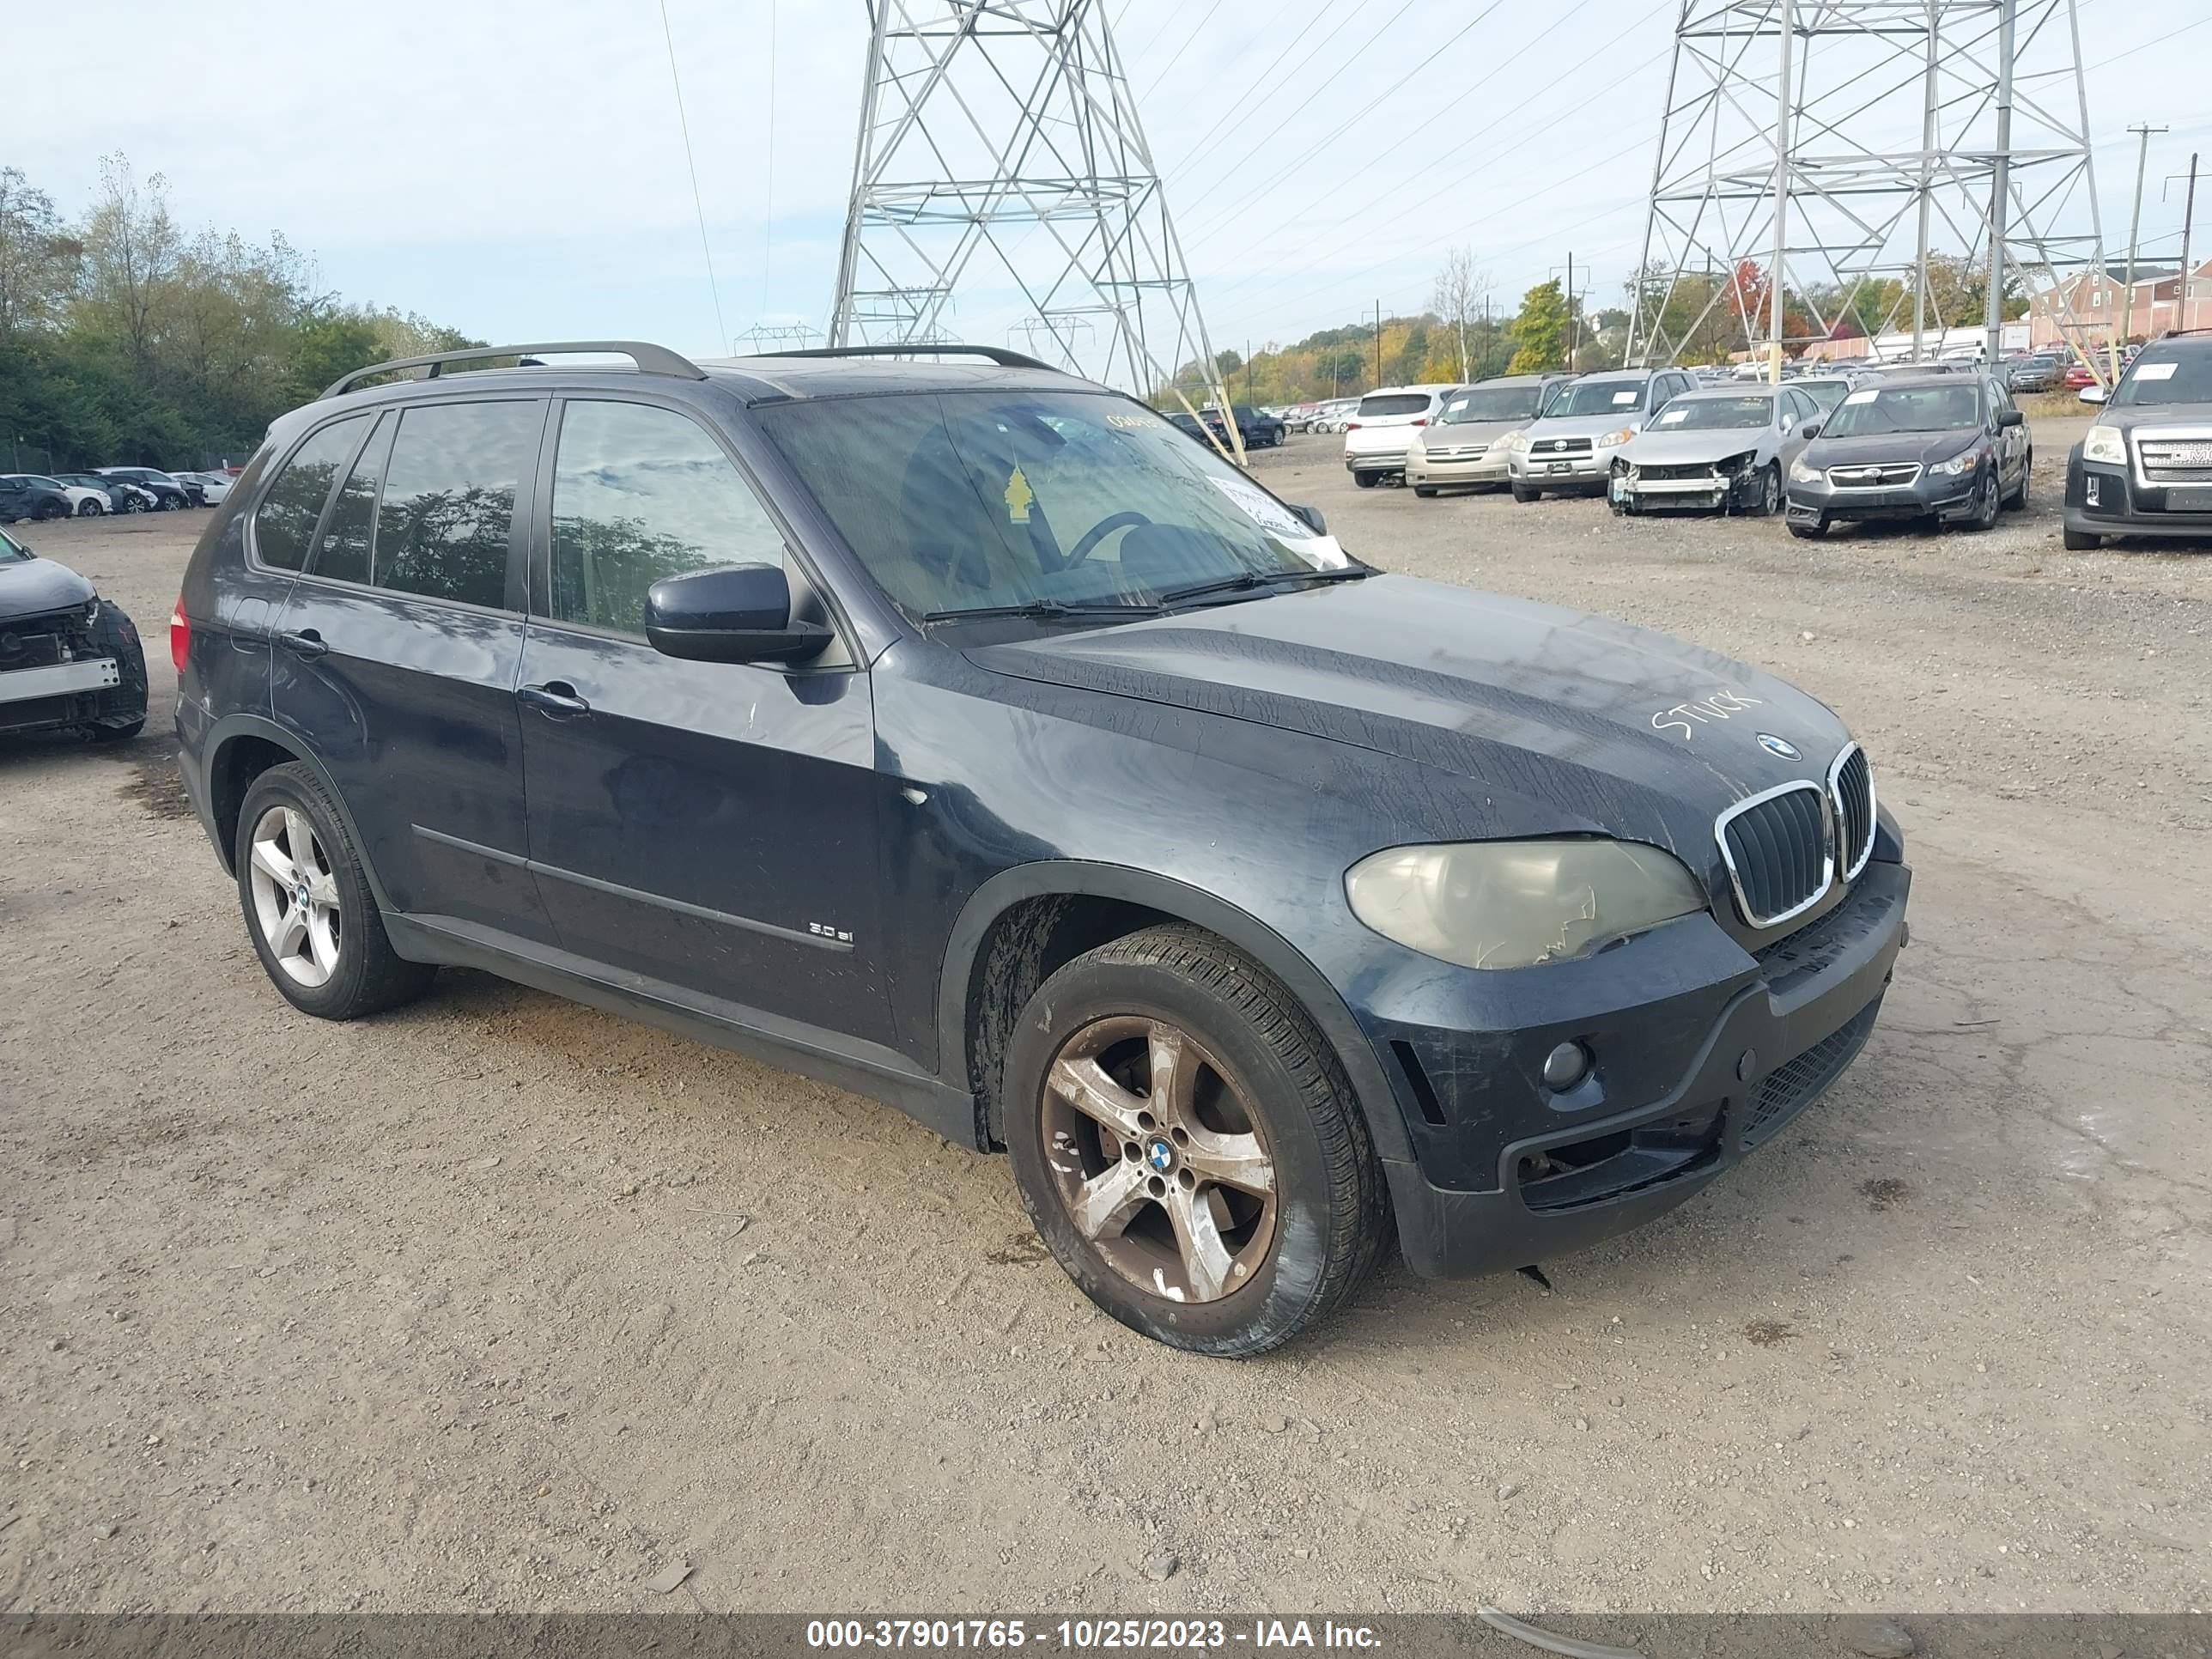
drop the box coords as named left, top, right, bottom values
left=172, top=341, right=1909, bottom=1356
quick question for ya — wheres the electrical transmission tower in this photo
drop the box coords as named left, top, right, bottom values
left=1625, top=0, right=2106, bottom=374
left=828, top=0, right=1233, bottom=418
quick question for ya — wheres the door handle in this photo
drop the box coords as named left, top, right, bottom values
left=519, top=681, right=591, bottom=719
left=276, top=628, right=329, bottom=659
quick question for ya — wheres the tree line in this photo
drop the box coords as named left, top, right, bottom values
left=0, top=155, right=476, bottom=472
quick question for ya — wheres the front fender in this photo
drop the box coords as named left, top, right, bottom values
left=937, top=860, right=1417, bottom=1165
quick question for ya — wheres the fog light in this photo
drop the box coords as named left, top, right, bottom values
left=1542, top=1041, right=1591, bottom=1090
left=2085, top=476, right=2101, bottom=507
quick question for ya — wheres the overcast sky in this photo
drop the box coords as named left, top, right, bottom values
left=12, top=0, right=2209, bottom=368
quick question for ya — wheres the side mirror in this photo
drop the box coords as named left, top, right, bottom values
left=1997, top=407, right=2025, bottom=427
left=1290, top=502, right=1327, bottom=536
left=1799, top=422, right=1821, bottom=441
left=2076, top=385, right=2107, bottom=405
left=646, top=563, right=830, bottom=665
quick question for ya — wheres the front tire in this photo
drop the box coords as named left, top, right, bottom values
left=234, top=763, right=436, bottom=1020
left=1788, top=515, right=1826, bottom=539
left=1511, top=483, right=1540, bottom=504
left=1750, top=463, right=1782, bottom=517
left=2006, top=450, right=2031, bottom=509
left=1966, top=465, right=2002, bottom=531
left=76, top=498, right=106, bottom=517
left=2062, top=525, right=2100, bottom=550
left=1004, top=925, right=1389, bottom=1358
left=1413, top=485, right=1437, bottom=498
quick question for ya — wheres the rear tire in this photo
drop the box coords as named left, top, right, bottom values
left=1004, top=925, right=1389, bottom=1358
left=234, top=763, right=437, bottom=1021
left=1352, top=472, right=1379, bottom=489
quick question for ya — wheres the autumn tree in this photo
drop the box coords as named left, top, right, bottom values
left=1506, top=279, right=1570, bottom=372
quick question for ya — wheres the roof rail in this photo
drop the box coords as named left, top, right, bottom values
left=744, top=343, right=1062, bottom=373
left=319, top=340, right=707, bottom=401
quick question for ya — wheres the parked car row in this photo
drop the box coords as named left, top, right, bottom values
left=0, top=466, right=234, bottom=522
left=1331, top=362, right=2044, bottom=542
left=1161, top=404, right=1287, bottom=452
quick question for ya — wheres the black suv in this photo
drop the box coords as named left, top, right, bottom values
left=2064, top=332, right=2212, bottom=549
left=173, top=340, right=1909, bottom=1356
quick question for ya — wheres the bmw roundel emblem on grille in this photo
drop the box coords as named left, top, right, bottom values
left=1757, top=732, right=1802, bottom=760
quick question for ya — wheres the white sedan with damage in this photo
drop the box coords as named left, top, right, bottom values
left=1608, top=386, right=1822, bottom=517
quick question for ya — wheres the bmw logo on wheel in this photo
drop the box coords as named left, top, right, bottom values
left=1146, top=1138, right=1175, bottom=1173
left=1757, top=732, right=1802, bottom=760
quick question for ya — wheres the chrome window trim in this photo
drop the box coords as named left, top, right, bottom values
left=1827, top=739, right=1877, bottom=884
left=1714, top=778, right=1835, bottom=930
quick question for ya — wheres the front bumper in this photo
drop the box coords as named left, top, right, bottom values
left=1785, top=474, right=1975, bottom=526
left=2065, top=459, right=2212, bottom=542
left=1611, top=466, right=1758, bottom=512
left=1508, top=451, right=1608, bottom=486
left=1378, top=857, right=1910, bottom=1278
left=1407, top=449, right=1510, bottom=487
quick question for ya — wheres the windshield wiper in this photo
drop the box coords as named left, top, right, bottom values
left=1158, top=564, right=1373, bottom=607
left=921, top=598, right=1163, bottom=623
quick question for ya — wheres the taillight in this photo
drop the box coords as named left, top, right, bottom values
left=169, top=594, right=190, bottom=672
left=1412, top=417, right=1428, bottom=426
left=1346, top=422, right=1362, bottom=430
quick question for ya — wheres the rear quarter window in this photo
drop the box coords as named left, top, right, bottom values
left=252, top=416, right=372, bottom=572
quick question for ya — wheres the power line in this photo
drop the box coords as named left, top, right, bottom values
left=656, top=0, right=729, bottom=352
left=1161, top=0, right=1345, bottom=167
left=1182, top=0, right=1512, bottom=243
left=2085, top=13, right=2208, bottom=70
left=1171, top=0, right=1428, bottom=224
left=1134, top=0, right=1227, bottom=100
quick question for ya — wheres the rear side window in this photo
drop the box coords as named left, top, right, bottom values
left=368, top=400, right=538, bottom=609
left=547, top=400, right=784, bottom=635
left=1355, top=393, right=1432, bottom=418
left=311, top=412, right=395, bottom=587
left=252, top=416, right=369, bottom=572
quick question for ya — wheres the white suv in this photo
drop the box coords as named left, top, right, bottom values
left=1342, top=384, right=1461, bottom=489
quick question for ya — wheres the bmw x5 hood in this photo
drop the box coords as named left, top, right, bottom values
left=0, top=554, right=95, bottom=623
left=966, top=574, right=1853, bottom=879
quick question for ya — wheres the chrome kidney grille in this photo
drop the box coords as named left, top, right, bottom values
left=1715, top=743, right=1877, bottom=929
left=1829, top=742, right=1875, bottom=880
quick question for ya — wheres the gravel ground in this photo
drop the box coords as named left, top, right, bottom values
left=2, top=426, right=2208, bottom=1617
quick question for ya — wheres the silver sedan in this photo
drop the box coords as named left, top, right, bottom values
left=1607, top=386, right=1823, bottom=516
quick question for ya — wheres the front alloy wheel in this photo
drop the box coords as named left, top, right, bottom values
left=1040, top=1015, right=1277, bottom=1304
left=247, top=805, right=343, bottom=988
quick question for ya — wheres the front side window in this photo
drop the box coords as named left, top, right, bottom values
left=761, top=391, right=1344, bottom=621
left=547, top=400, right=785, bottom=635
left=253, top=415, right=371, bottom=572
left=368, top=400, right=538, bottom=609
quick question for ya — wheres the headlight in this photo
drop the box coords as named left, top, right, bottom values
left=1928, top=447, right=1980, bottom=477
left=1345, top=839, right=1707, bottom=970
left=1790, top=457, right=1822, bottom=483
left=1594, top=425, right=1639, bottom=449
left=1502, top=432, right=1531, bottom=453
left=2082, top=424, right=2126, bottom=465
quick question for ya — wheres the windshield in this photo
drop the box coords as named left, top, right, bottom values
left=2112, top=351, right=2212, bottom=408
left=761, top=391, right=1351, bottom=621
left=1821, top=383, right=1981, bottom=437
left=1544, top=379, right=1648, bottom=418
left=1439, top=385, right=1544, bottom=422
left=1648, top=396, right=1771, bottom=432
left=1796, top=380, right=1851, bottom=414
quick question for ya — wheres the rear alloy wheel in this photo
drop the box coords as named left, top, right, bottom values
left=1005, top=925, right=1389, bottom=1356
left=235, top=763, right=435, bottom=1020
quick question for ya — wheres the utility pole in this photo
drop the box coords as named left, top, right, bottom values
left=1567, top=252, right=1577, bottom=365
left=1982, top=0, right=2017, bottom=366
left=1373, top=300, right=1383, bottom=390
left=2116, top=125, right=2166, bottom=377
left=2176, top=155, right=2201, bottom=336
left=1769, top=0, right=1795, bottom=385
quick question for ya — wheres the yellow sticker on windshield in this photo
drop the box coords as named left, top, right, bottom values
left=1005, top=465, right=1034, bottom=523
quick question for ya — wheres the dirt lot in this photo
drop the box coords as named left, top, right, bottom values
left=3, top=426, right=2209, bottom=1617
